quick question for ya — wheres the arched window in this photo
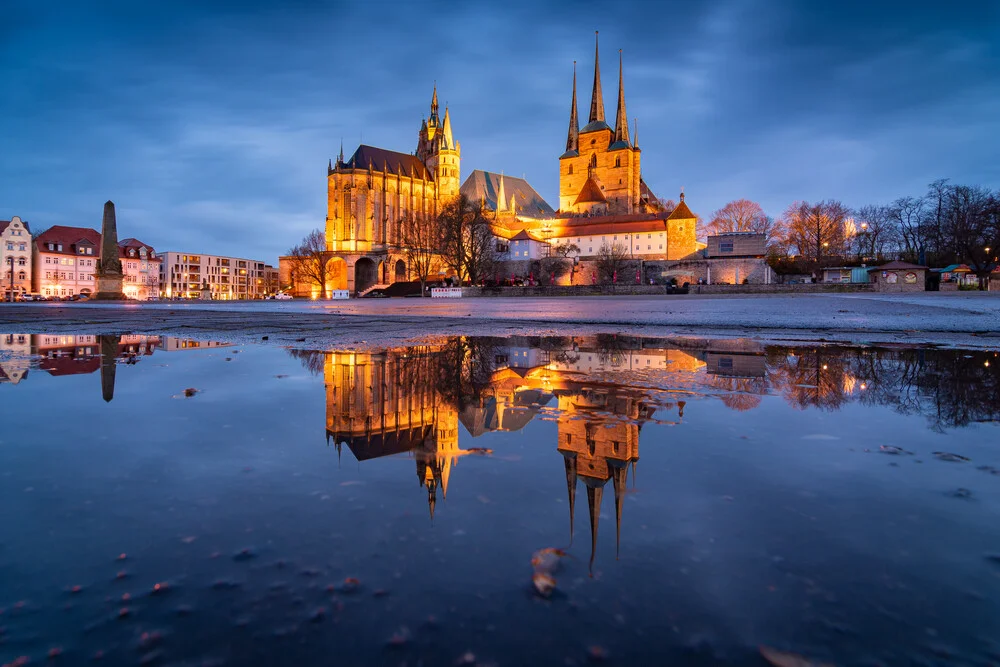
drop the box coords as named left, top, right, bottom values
left=17, top=271, right=26, bottom=280
left=615, top=157, right=621, bottom=168
left=590, top=154, right=597, bottom=168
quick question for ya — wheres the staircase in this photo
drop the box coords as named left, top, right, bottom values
left=358, top=283, right=391, bottom=298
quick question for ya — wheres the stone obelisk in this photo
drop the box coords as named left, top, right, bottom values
left=92, top=200, right=125, bottom=300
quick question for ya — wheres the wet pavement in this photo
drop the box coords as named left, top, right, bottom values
left=1, top=332, right=999, bottom=666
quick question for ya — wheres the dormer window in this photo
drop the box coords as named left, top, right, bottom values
left=48, top=243, right=54, bottom=251
left=129, top=248, right=136, bottom=257
left=57, top=244, right=63, bottom=252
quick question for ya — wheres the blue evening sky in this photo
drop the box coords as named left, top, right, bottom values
left=2, top=0, right=998, bottom=261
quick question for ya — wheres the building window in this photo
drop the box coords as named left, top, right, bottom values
left=6, top=243, right=12, bottom=250
left=720, top=241, right=734, bottom=253
left=659, top=244, right=663, bottom=249
left=17, top=257, right=25, bottom=266
left=615, top=157, right=621, bottom=168
left=568, top=165, right=573, bottom=175
left=648, top=245, right=651, bottom=250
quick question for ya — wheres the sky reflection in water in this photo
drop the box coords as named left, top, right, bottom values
left=1, top=333, right=999, bottom=666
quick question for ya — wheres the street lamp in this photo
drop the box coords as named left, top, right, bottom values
left=7, top=256, right=13, bottom=302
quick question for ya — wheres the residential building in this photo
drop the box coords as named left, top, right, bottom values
left=159, top=251, right=276, bottom=299
left=117, top=238, right=162, bottom=300
left=32, top=226, right=101, bottom=298
left=1, top=216, right=32, bottom=299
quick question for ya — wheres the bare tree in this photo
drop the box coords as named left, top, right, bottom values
left=285, top=229, right=331, bottom=299
left=438, top=194, right=474, bottom=283
left=782, top=200, right=850, bottom=265
left=398, top=213, right=441, bottom=296
left=595, top=242, right=629, bottom=284
left=853, top=204, right=898, bottom=262
left=708, top=199, right=785, bottom=250
left=889, top=196, right=926, bottom=262
left=465, top=202, right=500, bottom=285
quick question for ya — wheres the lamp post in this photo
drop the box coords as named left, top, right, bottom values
left=7, top=256, right=13, bottom=302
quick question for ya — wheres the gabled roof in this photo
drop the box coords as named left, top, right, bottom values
left=460, top=170, right=555, bottom=218
left=118, top=238, right=159, bottom=258
left=867, top=260, right=929, bottom=272
left=0, top=217, right=31, bottom=235
left=574, top=176, right=607, bottom=205
left=342, top=145, right=432, bottom=181
left=510, top=229, right=545, bottom=242
left=34, top=226, right=101, bottom=255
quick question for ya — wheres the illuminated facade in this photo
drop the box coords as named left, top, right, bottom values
left=31, top=226, right=101, bottom=298
left=159, top=251, right=276, bottom=299
left=1, top=216, right=32, bottom=298
left=117, top=238, right=161, bottom=300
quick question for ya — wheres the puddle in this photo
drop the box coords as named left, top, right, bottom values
left=1, top=333, right=999, bottom=666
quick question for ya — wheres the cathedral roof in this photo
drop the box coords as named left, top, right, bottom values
left=580, top=119, right=613, bottom=134
left=344, top=145, right=432, bottom=180
left=460, top=170, right=555, bottom=218
left=574, top=176, right=608, bottom=205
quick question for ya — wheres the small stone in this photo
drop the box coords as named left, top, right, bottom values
left=182, top=387, right=198, bottom=398
left=69, top=585, right=83, bottom=594
left=150, top=582, right=170, bottom=595
left=115, top=571, right=129, bottom=580
left=48, top=647, right=64, bottom=658
left=118, top=607, right=132, bottom=619
left=587, top=645, right=608, bottom=661
left=933, top=452, right=969, bottom=462
left=456, top=652, right=477, bottom=665
left=261, top=336, right=269, bottom=341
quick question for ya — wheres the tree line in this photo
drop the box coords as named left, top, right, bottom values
left=705, top=179, right=1000, bottom=277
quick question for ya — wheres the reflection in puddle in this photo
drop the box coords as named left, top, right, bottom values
left=1, top=332, right=999, bottom=666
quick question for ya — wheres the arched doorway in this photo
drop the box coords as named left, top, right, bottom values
left=377, top=261, right=386, bottom=284
left=324, top=257, right=348, bottom=296
left=394, top=259, right=406, bottom=283
left=354, top=257, right=377, bottom=294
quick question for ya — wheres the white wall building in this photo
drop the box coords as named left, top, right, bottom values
left=1, top=216, right=33, bottom=298
left=32, top=226, right=101, bottom=298
left=160, top=251, right=276, bottom=299
left=117, top=238, right=161, bottom=300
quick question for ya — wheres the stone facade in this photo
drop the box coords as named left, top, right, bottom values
left=324, top=86, right=457, bottom=294
left=868, top=261, right=927, bottom=293
left=1, top=216, right=32, bottom=298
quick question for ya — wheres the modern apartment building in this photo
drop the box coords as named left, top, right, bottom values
left=1, top=216, right=32, bottom=299
left=159, top=251, right=277, bottom=299
left=32, top=226, right=101, bottom=298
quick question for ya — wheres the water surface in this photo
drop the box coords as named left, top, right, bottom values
left=1, top=333, right=999, bottom=666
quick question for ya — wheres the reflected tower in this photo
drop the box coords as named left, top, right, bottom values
left=99, top=334, right=120, bottom=402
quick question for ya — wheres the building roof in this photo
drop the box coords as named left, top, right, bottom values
left=341, top=145, right=432, bottom=180
left=667, top=197, right=696, bottom=220
left=867, top=260, right=929, bottom=272
left=574, top=176, right=608, bottom=206
left=934, top=263, right=971, bottom=273
left=581, top=120, right=612, bottom=134
left=551, top=219, right=670, bottom=238
left=510, top=229, right=545, bottom=242
left=460, top=170, right=555, bottom=218
left=34, top=226, right=101, bottom=256
left=118, top=238, right=160, bottom=259
left=0, top=217, right=31, bottom=235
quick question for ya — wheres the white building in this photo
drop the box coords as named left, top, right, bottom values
left=1, top=216, right=33, bottom=299
left=117, top=238, right=162, bottom=300
left=32, top=226, right=101, bottom=298
left=159, top=251, right=276, bottom=299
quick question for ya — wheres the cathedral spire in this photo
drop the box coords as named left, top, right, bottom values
left=588, top=31, right=605, bottom=124
left=430, top=83, right=439, bottom=121
left=565, top=61, right=579, bottom=154
left=338, top=140, right=344, bottom=165
left=496, top=172, right=507, bottom=212
left=442, top=107, right=454, bottom=150
left=614, top=49, right=630, bottom=145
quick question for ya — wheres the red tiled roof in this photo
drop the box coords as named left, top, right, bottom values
left=667, top=198, right=696, bottom=220
left=550, top=220, right=668, bottom=237
left=34, top=226, right=101, bottom=256
left=117, top=237, right=160, bottom=259
left=574, top=176, right=607, bottom=205
left=509, top=229, right=545, bottom=242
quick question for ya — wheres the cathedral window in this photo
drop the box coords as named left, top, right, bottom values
left=615, top=157, right=621, bottom=168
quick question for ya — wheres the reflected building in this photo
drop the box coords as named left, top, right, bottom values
left=323, top=348, right=461, bottom=518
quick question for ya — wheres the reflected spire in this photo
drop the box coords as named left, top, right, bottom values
left=586, top=482, right=604, bottom=576
left=563, top=453, right=577, bottom=545
left=612, top=464, right=627, bottom=560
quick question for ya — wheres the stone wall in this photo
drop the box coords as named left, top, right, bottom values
left=689, top=283, right=873, bottom=295
left=871, top=269, right=925, bottom=293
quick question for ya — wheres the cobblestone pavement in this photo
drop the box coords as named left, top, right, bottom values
left=1, top=292, right=998, bottom=349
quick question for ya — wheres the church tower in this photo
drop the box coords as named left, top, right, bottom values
left=559, top=34, right=642, bottom=215
left=417, top=85, right=461, bottom=199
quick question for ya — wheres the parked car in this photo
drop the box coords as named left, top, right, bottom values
left=271, top=293, right=292, bottom=300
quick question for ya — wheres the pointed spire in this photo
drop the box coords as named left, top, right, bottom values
left=612, top=464, right=627, bottom=560
left=587, top=484, right=603, bottom=575
left=328, top=158, right=333, bottom=172
left=496, top=172, right=506, bottom=212
left=565, top=61, right=579, bottom=153
left=633, top=118, right=638, bottom=148
left=564, top=455, right=577, bottom=546
left=509, top=192, right=517, bottom=216
left=430, top=82, right=439, bottom=121
left=338, top=140, right=344, bottom=164
left=442, top=107, right=454, bottom=150
left=588, top=31, right=605, bottom=124
left=614, top=49, right=630, bottom=145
